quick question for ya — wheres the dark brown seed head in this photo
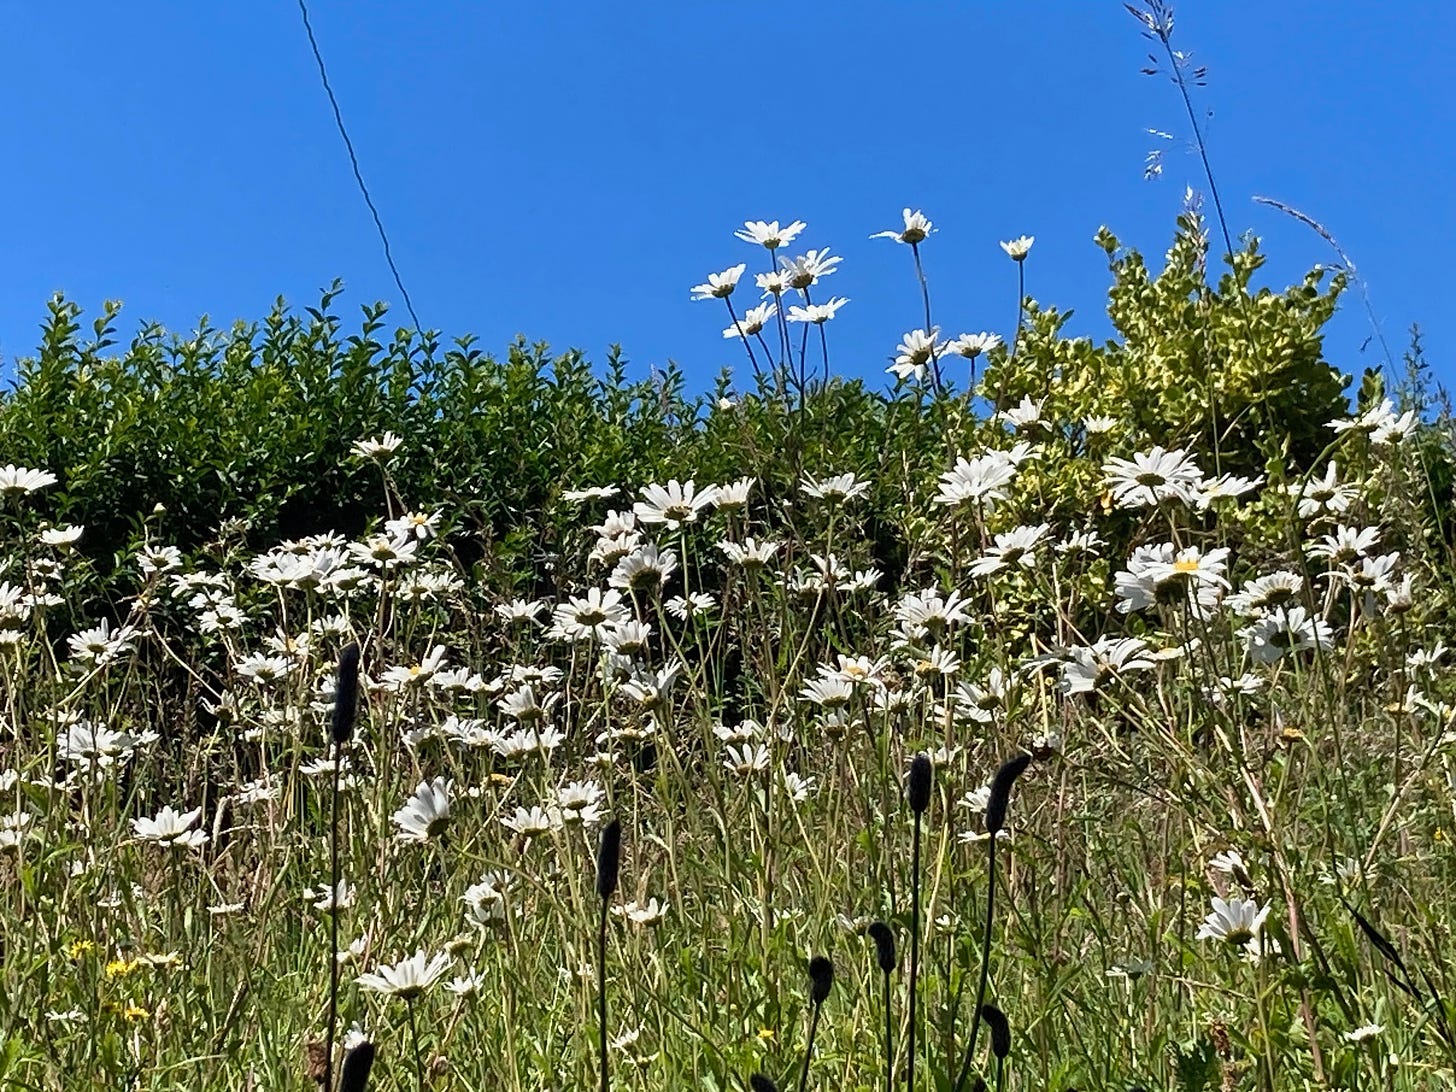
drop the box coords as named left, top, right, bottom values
left=596, top=818, right=622, bottom=899
left=984, top=752, right=1032, bottom=834
left=304, top=1040, right=328, bottom=1087
left=338, top=1040, right=377, bottom=1092
left=808, top=955, right=835, bottom=1005
left=980, top=1003, right=1010, bottom=1059
left=331, top=642, right=361, bottom=746
left=907, top=753, right=932, bottom=815
left=867, top=921, right=897, bottom=974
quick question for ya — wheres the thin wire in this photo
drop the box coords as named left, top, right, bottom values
left=296, top=0, right=424, bottom=336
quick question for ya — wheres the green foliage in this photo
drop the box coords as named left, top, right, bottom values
left=984, top=213, right=1349, bottom=473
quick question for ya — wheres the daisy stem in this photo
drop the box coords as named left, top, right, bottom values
left=325, top=746, right=342, bottom=1089
left=797, top=1000, right=822, bottom=1092
left=599, top=893, right=610, bottom=1092
left=406, top=995, right=425, bottom=1092
left=1011, top=262, right=1025, bottom=364
left=954, top=833, right=997, bottom=1092
left=911, top=243, right=943, bottom=396
left=908, top=809, right=923, bottom=1092
left=723, top=298, right=764, bottom=383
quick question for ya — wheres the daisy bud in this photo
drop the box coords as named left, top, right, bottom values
left=867, top=921, right=897, bottom=974
left=984, top=753, right=1032, bottom=835
left=907, top=753, right=932, bottom=816
left=749, top=1076, right=780, bottom=1092
left=338, top=1039, right=377, bottom=1092
left=331, top=642, right=361, bottom=746
left=808, top=955, right=835, bottom=1005
left=979, top=1003, right=1011, bottom=1060
left=596, top=818, right=622, bottom=900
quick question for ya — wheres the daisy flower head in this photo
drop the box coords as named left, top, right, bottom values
left=40, top=524, right=84, bottom=548
left=933, top=452, right=1018, bottom=508
left=1238, top=605, right=1333, bottom=663
left=501, top=804, right=563, bottom=839
left=968, top=523, right=1051, bottom=577
left=609, top=543, right=678, bottom=594
left=1102, top=446, right=1204, bottom=509
left=1058, top=637, right=1155, bottom=695
left=722, top=742, right=771, bottom=776
left=132, top=805, right=208, bottom=850
left=870, top=208, right=934, bottom=246
left=350, top=432, right=403, bottom=462
left=665, top=592, right=716, bottom=621
left=734, top=219, right=806, bottom=250
left=999, top=235, right=1035, bottom=261
left=944, top=332, right=1002, bottom=361
left=0, top=465, right=57, bottom=496
left=690, top=264, right=747, bottom=301
left=722, top=302, right=777, bottom=341
left=786, top=297, right=850, bottom=325
left=357, top=949, right=453, bottom=1000
left=615, top=898, right=668, bottom=926
left=634, top=480, right=719, bottom=529
left=800, top=471, right=871, bottom=502
left=392, top=777, right=452, bottom=843
left=996, top=395, right=1044, bottom=430
left=446, top=971, right=486, bottom=998
left=562, top=485, right=619, bottom=503
left=1197, top=472, right=1263, bottom=509
left=755, top=269, right=791, bottom=297
left=1196, top=895, right=1270, bottom=950
left=888, top=328, right=945, bottom=383
left=1287, top=461, right=1358, bottom=520
left=1226, top=571, right=1304, bottom=617
left=780, top=248, right=842, bottom=291
left=718, top=536, right=780, bottom=570
left=713, top=476, right=755, bottom=510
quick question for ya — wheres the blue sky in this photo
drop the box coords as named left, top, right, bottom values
left=1, top=2, right=1450, bottom=398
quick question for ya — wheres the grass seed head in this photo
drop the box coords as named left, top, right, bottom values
left=867, top=921, right=897, bottom=974
left=338, top=1039, right=377, bottom=1092
left=596, top=818, right=622, bottom=899
left=985, top=753, right=1032, bottom=835
left=908, top=753, right=932, bottom=816
left=331, top=642, right=361, bottom=746
left=808, top=955, right=835, bottom=1005
left=979, top=1003, right=1010, bottom=1059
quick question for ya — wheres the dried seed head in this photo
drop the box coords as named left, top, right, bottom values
left=979, top=1003, right=1010, bottom=1060
left=984, top=752, right=1032, bottom=834
left=867, top=921, right=897, bottom=974
left=596, top=818, right=622, bottom=899
left=907, top=753, right=932, bottom=816
left=1209, top=1018, right=1232, bottom=1059
left=304, top=1040, right=328, bottom=1087
left=808, top=955, right=835, bottom=1005
left=338, top=1039, right=377, bottom=1092
left=749, top=1075, right=780, bottom=1092
left=331, top=642, right=362, bottom=746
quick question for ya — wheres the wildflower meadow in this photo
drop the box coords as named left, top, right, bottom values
left=3, top=11, right=1456, bottom=1092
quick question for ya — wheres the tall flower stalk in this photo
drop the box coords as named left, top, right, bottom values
left=325, top=641, right=361, bottom=1090
left=906, top=753, right=932, bottom=1092
left=596, top=818, right=622, bottom=1092
left=954, top=753, right=1030, bottom=1092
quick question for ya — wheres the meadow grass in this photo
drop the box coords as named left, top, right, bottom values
left=1, top=9, right=1454, bottom=1079
left=0, top=331, right=1452, bottom=1090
